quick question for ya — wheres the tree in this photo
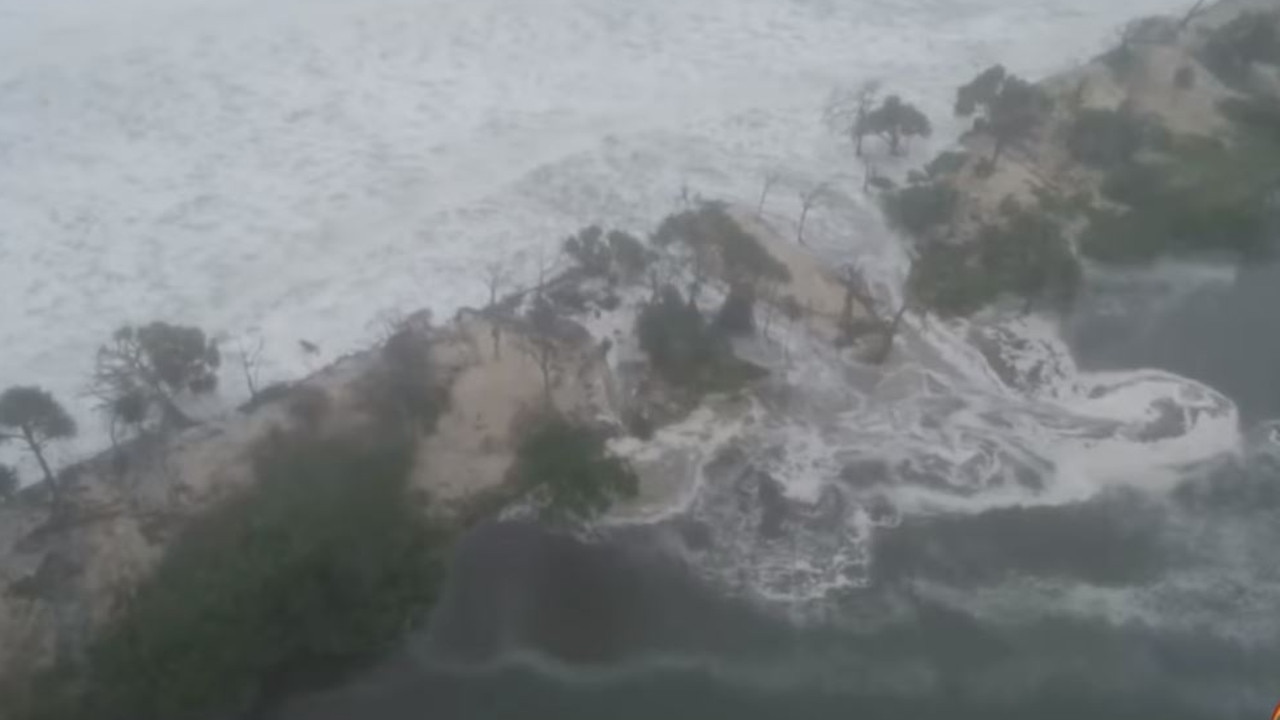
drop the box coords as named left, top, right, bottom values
left=234, top=336, right=265, bottom=403
left=655, top=203, right=790, bottom=335
left=607, top=230, right=651, bottom=281
left=756, top=171, right=781, bottom=216
left=481, top=259, right=511, bottom=308
left=563, top=225, right=612, bottom=277
left=637, top=286, right=723, bottom=387
left=0, top=464, right=18, bottom=502
left=0, top=386, right=77, bottom=511
left=864, top=95, right=933, bottom=156
left=955, top=65, right=1052, bottom=168
left=824, top=81, right=882, bottom=157
left=91, top=322, right=221, bottom=430
left=521, top=297, right=561, bottom=401
left=509, top=411, right=638, bottom=523
left=837, top=265, right=913, bottom=364
left=797, top=184, right=827, bottom=245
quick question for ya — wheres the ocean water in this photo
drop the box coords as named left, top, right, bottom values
left=1, top=0, right=1184, bottom=469
left=9, top=0, right=1278, bottom=717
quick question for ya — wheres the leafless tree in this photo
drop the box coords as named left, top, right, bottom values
left=797, top=184, right=828, bottom=245
left=825, top=80, right=882, bottom=157
left=482, top=259, right=511, bottom=308
left=756, top=171, right=781, bottom=217
left=1178, top=0, right=1208, bottom=30
left=521, top=298, right=560, bottom=403
left=235, top=335, right=265, bottom=402
left=838, top=261, right=914, bottom=365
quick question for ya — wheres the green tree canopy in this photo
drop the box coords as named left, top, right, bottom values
left=955, top=65, right=1052, bottom=166
left=92, top=322, right=221, bottom=429
left=509, top=411, right=639, bottom=523
left=0, top=386, right=77, bottom=507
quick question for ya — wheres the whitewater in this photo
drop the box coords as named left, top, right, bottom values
left=2, top=0, right=1188, bottom=456
left=5, top=0, right=1268, bottom=628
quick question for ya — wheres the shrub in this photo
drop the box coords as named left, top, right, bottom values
left=636, top=286, right=765, bottom=393
left=363, top=327, right=448, bottom=436
left=925, top=151, right=968, bottom=178
left=563, top=225, right=612, bottom=277
left=910, top=203, right=1080, bottom=315
left=1083, top=128, right=1280, bottom=263
left=64, top=434, right=440, bottom=720
left=637, top=286, right=724, bottom=387
left=287, top=385, right=331, bottom=432
left=883, top=180, right=958, bottom=236
left=1065, top=108, right=1152, bottom=168
left=654, top=203, right=789, bottom=287
left=1200, top=11, right=1280, bottom=88
left=607, top=230, right=652, bottom=280
left=509, top=411, right=638, bottom=523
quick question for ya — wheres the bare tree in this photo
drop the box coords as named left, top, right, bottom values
left=482, top=259, right=511, bottom=307
left=825, top=81, right=882, bottom=157
left=838, top=261, right=914, bottom=365
left=1179, top=0, right=1208, bottom=30
left=756, top=171, right=781, bottom=217
left=520, top=298, right=560, bottom=403
left=797, top=184, right=828, bottom=245
left=235, top=335, right=265, bottom=402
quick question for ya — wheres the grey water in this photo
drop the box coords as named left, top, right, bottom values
left=274, top=260, right=1280, bottom=720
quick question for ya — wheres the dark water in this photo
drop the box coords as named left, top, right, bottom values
left=274, top=261, right=1280, bottom=720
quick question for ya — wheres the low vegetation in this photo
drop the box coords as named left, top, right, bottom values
left=1065, top=107, right=1167, bottom=168
left=910, top=199, right=1080, bottom=316
left=1199, top=10, right=1280, bottom=89
left=508, top=411, right=639, bottom=523
left=1081, top=108, right=1280, bottom=264
left=637, top=285, right=765, bottom=393
left=563, top=225, right=653, bottom=282
left=362, top=325, right=449, bottom=436
left=17, top=432, right=440, bottom=720
left=882, top=179, right=958, bottom=237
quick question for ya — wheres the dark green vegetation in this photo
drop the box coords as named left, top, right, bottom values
left=653, top=203, right=788, bottom=354
left=1065, top=107, right=1168, bottom=168
left=364, top=326, right=449, bottom=436
left=0, top=386, right=76, bottom=510
left=955, top=65, right=1053, bottom=169
left=91, top=322, right=221, bottom=431
left=1199, top=10, right=1280, bottom=89
left=564, top=225, right=654, bottom=281
left=509, top=411, right=639, bottom=523
left=637, top=286, right=767, bottom=393
left=910, top=199, right=1080, bottom=317
left=883, top=179, right=958, bottom=237
left=860, top=94, right=932, bottom=156
left=16, top=432, right=441, bottom=720
left=1080, top=100, right=1280, bottom=264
